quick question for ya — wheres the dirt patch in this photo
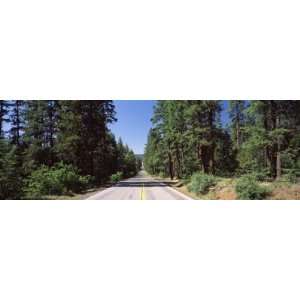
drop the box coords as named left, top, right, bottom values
left=162, top=177, right=238, bottom=200
left=269, top=184, right=300, bottom=200
left=214, top=186, right=237, bottom=200
left=149, top=174, right=300, bottom=200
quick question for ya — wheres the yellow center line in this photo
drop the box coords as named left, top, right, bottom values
left=140, top=184, right=145, bottom=200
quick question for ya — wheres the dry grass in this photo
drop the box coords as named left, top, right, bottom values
left=268, top=183, right=300, bottom=200
left=169, top=177, right=300, bottom=200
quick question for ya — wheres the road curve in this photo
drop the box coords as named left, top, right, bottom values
left=87, top=171, right=193, bottom=200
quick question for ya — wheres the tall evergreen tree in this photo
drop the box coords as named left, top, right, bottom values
left=228, top=100, right=247, bottom=149
left=57, top=100, right=117, bottom=182
left=144, top=128, right=166, bottom=176
left=23, top=100, right=47, bottom=170
left=23, top=100, right=60, bottom=169
left=146, top=100, right=223, bottom=178
left=184, top=100, right=221, bottom=174
left=9, top=100, right=26, bottom=146
left=0, top=139, right=20, bottom=199
left=240, top=100, right=300, bottom=179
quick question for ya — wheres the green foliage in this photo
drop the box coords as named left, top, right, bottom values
left=188, top=172, right=217, bottom=195
left=215, top=130, right=238, bottom=176
left=240, top=101, right=300, bottom=178
left=116, top=138, right=138, bottom=178
left=136, top=157, right=142, bottom=171
left=228, top=100, right=247, bottom=149
left=250, top=170, right=270, bottom=182
left=9, top=100, right=26, bottom=146
left=110, top=172, right=123, bottom=183
left=0, top=140, right=22, bottom=199
left=56, top=100, right=118, bottom=182
left=1, top=100, right=300, bottom=200
left=23, top=163, right=92, bottom=199
left=282, top=169, right=298, bottom=184
left=158, top=171, right=166, bottom=178
left=144, top=101, right=223, bottom=179
left=182, top=176, right=191, bottom=186
left=1, top=100, right=140, bottom=199
left=145, top=100, right=300, bottom=187
left=235, top=175, right=269, bottom=200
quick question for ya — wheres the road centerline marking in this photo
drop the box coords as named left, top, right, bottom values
left=140, top=184, right=145, bottom=200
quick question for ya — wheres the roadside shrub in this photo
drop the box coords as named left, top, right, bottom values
left=110, top=171, right=123, bottom=183
left=188, top=172, right=217, bottom=195
left=282, top=169, right=298, bottom=184
left=182, top=176, right=191, bottom=186
left=235, top=175, right=269, bottom=200
left=23, top=163, right=91, bottom=199
left=158, top=171, right=165, bottom=178
left=250, top=169, right=269, bottom=182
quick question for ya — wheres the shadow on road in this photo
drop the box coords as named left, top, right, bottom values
left=116, top=181, right=167, bottom=187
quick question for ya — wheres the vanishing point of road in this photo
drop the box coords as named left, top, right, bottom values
left=87, top=171, right=192, bottom=200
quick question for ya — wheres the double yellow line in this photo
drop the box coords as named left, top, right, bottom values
left=140, top=184, right=145, bottom=200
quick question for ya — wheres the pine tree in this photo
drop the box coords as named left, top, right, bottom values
left=0, top=139, right=20, bottom=199
left=56, top=100, right=83, bottom=169
left=184, top=100, right=221, bottom=174
left=9, top=100, right=26, bottom=146
left=23, top=101, right=46, bottom=170
left=228, top=100, right=247, bottom=149
left=56, top=100, right=117, bottom=182
left=151, top=101, right=176, bottom=179
left=23, top=100, right=60, bottom=169
left=80, top=100, right=116, bottom=177
left=240, top=100, right=300, bottom=179
left=44, top=100, right=60, bottom=165
left=144, top=128, right=166, bottom=176
left=145, top=101, right=244, bottom=178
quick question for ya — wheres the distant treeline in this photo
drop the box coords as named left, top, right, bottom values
left=144, top=101, right=300, bottom=180
left=0, top=100, right=140, bottom=199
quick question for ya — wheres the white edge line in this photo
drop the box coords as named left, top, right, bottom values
left=165, top=185, right=194, bottom=200
left=147, top=174, right=194, bottom=200
left=86, top=186, right=116, bottom=200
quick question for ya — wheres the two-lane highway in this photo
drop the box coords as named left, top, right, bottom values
left=87, top=171, right=192, bottom=200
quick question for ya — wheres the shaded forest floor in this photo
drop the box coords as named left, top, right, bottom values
left=161, top=177, right=300, bottom=200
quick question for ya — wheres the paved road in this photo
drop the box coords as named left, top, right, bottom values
left=87, top=171, right=192, bottom=200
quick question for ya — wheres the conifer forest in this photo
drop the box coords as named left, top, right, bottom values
left=0, top=100, right=299, bottom=199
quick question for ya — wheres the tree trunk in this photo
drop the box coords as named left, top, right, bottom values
left=168, top=151, right=174, bottom=180
left=200, top=145, right=209, bottom=173
left=16, top=101, right=20, bottom=145
left=181, top=144, right=185, bottom=175
left=236, top=120, right=240, bottom=149
left=90, top=151, right=95, bottom=177
left=276, top=114, right=281, bottom=179
left=208, top=108, right=215, bottom=174
left=264, top=101, right=278, bottom=179
left=209, top=144, right=215, bottom=175
left=175, top=145, right=181, bottom=178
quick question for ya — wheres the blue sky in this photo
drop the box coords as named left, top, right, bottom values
left=111, top=100, right=231, bottom=154
left=110, top=100, right=155, bottom=154
left=221, top=100, right=230, bottom=126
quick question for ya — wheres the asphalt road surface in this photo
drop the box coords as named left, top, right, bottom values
left=87, top=171, right=192, bottom=200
